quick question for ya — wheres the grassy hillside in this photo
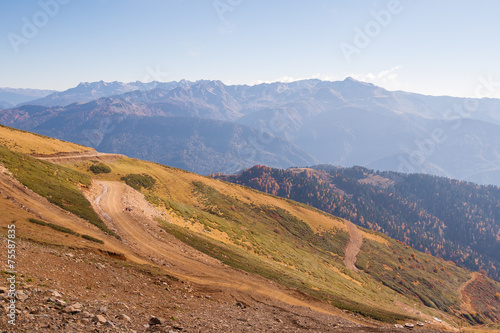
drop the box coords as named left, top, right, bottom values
left=216, top=165, right=500, bottom=281
left=1, top=128, right=499, bottom=328
left=0, top=145, right=115, bottom=236
left=0, top=124, right=89, bottom=155
left=65, top=157, right=500, bottom=326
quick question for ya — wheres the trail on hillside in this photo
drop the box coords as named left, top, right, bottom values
left=34, top=151, right=123, bottom=164
left=343, top=220, right=363, bottom=271
left=0, top=166, right=140, bottom=261
left=89, top=180, right=357, bottom=321
left=457, top=272, right=480, bottom=313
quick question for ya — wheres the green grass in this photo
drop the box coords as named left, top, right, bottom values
left=0, top=146, right=116, bottom=237
left=159, top=219, right=411, bottom=323
left=356, top=232, right=469, bottom=313
left=28, top=218, right=77, bottom=235
left=61, top=153, right=494, bottom=326
left=28, top=218, right=48, bottom=226
left=81, top=234, right=104, bottom=244
left=89, top=163, right=112, bottom=174
left=121, top=173, right=156, bottom=190
left=150, top=181, right=412, bottom=323
left=28, top=218, right=105, bottom=244
left=47, top=223, right=77, bottom=235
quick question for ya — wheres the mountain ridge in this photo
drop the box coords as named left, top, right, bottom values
left=214, top=164, right=500, bottom=281
left=2, top=78, right=500, bottom=184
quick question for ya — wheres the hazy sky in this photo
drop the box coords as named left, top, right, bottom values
left=1, top=0, right=500, bottom=98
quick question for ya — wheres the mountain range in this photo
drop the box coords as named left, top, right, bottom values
left=2, top=78, right=500, bottom=185
left=0, top=87, right=55, bottom=108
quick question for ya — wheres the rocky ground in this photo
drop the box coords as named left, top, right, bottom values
left=0, top=238, right=446, bottom=332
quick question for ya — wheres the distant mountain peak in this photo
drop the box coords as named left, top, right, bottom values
left=343, top=77, right=375, bottom=86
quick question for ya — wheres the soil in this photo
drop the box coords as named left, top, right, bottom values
left=457, top=272, right=480, bottom=313
left=0, top=170, right=447, bottom=332
left=343, top=220, right=363, bottom=271
left=33, top=151, right=124, bottom=164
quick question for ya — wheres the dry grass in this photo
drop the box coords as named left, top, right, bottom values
left=0, top=124, right=89, bottom=155
left=1, top=127, right=498, bottom=328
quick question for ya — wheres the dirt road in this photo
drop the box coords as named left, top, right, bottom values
left=343, top=219, right=363, bottom=271
left=34, top=151, right=123, bottom=164
left=0, top=165, right=147, bottom=264
left=89, top=180, right=365, bottom=322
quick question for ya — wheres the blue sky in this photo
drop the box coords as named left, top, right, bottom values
left=1, top=0, right=500, bottom=98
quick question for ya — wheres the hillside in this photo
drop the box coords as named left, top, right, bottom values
left=215, top=165, right=500, bottom=281
left=2, top=79, right=500, bottom=184
left=1, top=126, right=500, bottom=331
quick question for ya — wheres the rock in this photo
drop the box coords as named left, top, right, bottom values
left=117, top=301, right=129, bottom=309
left=404, top=323, right=414, bottom=329
left=116, top=313, right=131, bottom=322
left=65, top=253, right=74, bottom=258
left=98, top=305, right=107, bottom=313
left=93, top=314, right=107, bottom=323
left=48, top=297, right=67, bottom=307
left=82, top=311, right=92, bottom=318
left=52, top=290, right=62, bottom=297
left=0, top=287, right=7, bottom=293
left=235, top=301, right=246, bottom=309
left=63, top=303, right=83, bottom=314
left=149, top=316, right=166, bottom=326
left=16, top=290, right=29, bottom=301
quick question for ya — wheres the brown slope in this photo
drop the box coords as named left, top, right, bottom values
left=87, top=180, right=361, bottom=321
left=343, top=220, right=363, bottom=271
left=0, top=164, right=399, bottom=331
left=0, top=165, right=134, bottom=259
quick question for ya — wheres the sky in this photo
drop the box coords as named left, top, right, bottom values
left=1, top=0, right=500, bottom=98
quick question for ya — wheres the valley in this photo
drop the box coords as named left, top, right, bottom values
left=1, top=125, right=499, bottom=331
left=216, top=165, right=500, bottom=281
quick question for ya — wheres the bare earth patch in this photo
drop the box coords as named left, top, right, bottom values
left=343, top=219, right=363, bottom=271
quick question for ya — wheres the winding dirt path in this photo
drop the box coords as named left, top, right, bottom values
left=0, top=165, right=144, bottom=263
left=89, top=180, right=361, bottom=322
left=34, top=151, right=123, bottom=164
left=458, top=272, right=480, bottom=313
left=343, top=220, right=363, bottom=271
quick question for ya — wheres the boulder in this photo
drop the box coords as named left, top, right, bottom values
left=93, top=314, right=107, bottom=324
left=149, top=316, right=166, bottom=326
left=63, top=303, right=83, bottom=314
